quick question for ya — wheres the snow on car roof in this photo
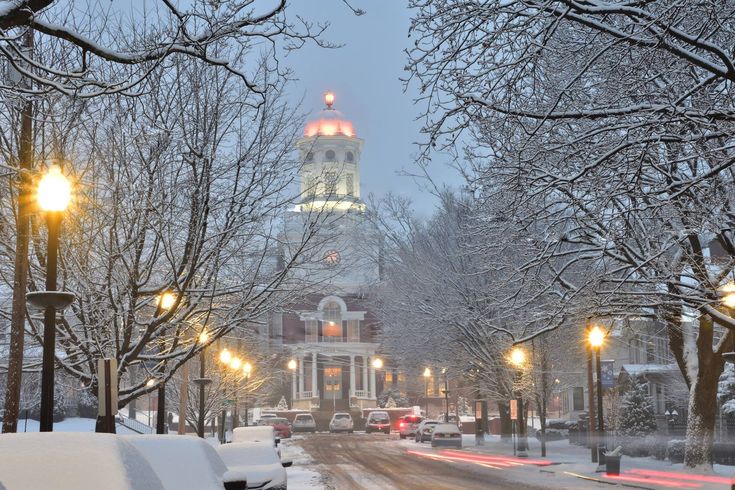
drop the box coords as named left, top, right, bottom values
left=434, top=423, right=461, bottom=432
left=0, top=433, right=163, bottom=490
left=232, top=426, right=276, bottom=444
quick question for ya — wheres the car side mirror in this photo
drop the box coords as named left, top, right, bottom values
left=282, top=460, right=293, bottom=468
left=275, top=437, right=281, bottom=445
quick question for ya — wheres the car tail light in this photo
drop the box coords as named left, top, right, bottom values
left=399, top=422, right=405, bottom=428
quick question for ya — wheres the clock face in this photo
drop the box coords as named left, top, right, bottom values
left=324, top=249, right=341, bottom=266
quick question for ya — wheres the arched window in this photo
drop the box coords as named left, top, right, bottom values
left=345, top=151, right=354, bottom=162
left=325, top=149, right=336, bottom=161
left=323, top=301, right=341, bottom=322
left=305, top=151, right=314, bottom=163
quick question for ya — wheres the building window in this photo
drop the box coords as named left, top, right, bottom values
left=345, top=151, right=354, bottom=162
left=346, top=174, right=354, bottom=196
left=385, top=372, right=393, bottom=386
left=323, top=301, right=341, bottom=322
left=325, top=149, right=336, bottom=161
left=322, top=321, right=342, bottom=340
left=305, top=151, right=314, bottom=163
left=347, top=319, right=360, bottom=342
left=305, top=320, right=318, bottom=342
left=324, top=171, right=337, bottom=195
left=572, top=387, right=585, bottom=411
left=324, top=367, right=341, bottom=392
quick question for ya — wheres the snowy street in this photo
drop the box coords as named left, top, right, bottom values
left=287, top=432, right=735, bottom=490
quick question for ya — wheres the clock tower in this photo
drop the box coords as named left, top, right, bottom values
left=283, top=92, right=380, bottom=294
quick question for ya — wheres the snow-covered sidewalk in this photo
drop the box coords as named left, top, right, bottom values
left=457, top=434, right=735, bottom=489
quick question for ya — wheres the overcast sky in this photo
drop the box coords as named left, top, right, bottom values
left=283, top=1, right=463, bottom=213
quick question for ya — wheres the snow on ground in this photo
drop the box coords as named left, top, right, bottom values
left=18, top=416, right=138, bottom=435
left=281, top=438, right=322, bottom=489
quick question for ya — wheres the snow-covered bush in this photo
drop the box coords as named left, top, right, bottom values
left=276, top=396, right=288, bottom=411
left=618, top=375, right=657, bottom=437
left=667, top=440, right=686, bottom=463
left=29, top=382, right=67, bottom=423
left=378, top=389, right=409, bottom=408
left=456, top=396, right=471, bottom=417
left=718, top=364, right=735, bottom=415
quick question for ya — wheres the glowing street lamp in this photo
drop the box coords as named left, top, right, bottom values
left=507, top=346, right=528, bottom=457
left=372, top=358, right=383, bottom=370
left=154, top=290, right=176, bottom=435
left=230, top=357, right=242, bottom=371
left=28, top=165, right=75, bottom=432
left=587, top=324, right=607, bottom=463
left=220, top=349, right=232, bottom=365
left=288, top=359, right=297, bottom=371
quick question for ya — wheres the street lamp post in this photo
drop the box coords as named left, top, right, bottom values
left=442, top=368, right=450, bottom=422
left=588, top=325, right=606, bottom=464
left=195, top=331, right=211, bottom=438
left=219, top=348, right=232, bottom=443
left=372, top=357, right=383, bottom=405
left=243, top=363, right=252, bottom=427
left=508, top=347, right=528, bottom=457
left=288, top=359, right=297, bottom=408
left=146, top=378, right=157, bottom=428
left=423, top=368, right=431, bottom=418
left=230, top=357, right=242, bottom=429
left=155, top=291, right=176, bottom=435
left=29, top=166, right=73, bottom=432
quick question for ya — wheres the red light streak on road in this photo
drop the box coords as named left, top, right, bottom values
left=627, top=469, right=733, bottom=485
left=440, top=449, right=552, bottom=466
left=605, top=473, right=702, bottom=488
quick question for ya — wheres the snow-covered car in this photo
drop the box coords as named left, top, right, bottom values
left=258, top=417, right=292, bottom=439
left=292, top=413, right=317, bottom=433
left=398, top=414, right=423, bottom=439
left=365, top=411, right=391, bottom=434
left=0, top=432, right=165, bottom=490
left=217, top=442, right=291, bottom=490
left=257, top=413, right=278, bottom=424
left=329, top=412, right=354, bottom=433
left=123, top=435, right=233, bottom=490
left=415, top=419, right=440, bottom=443
left=431, top=423, right=463, bottom=448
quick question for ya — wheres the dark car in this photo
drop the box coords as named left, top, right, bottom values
left=258, top=417, right=292, bottom=439
left=365, top=411, right=391, bottom=434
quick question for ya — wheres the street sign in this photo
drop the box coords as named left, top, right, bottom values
left=510, top=399, right=518, bottom=420
left=601, top=360, right=615, bottom=389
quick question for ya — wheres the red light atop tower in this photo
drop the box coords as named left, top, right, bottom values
left=325, top=92, right=335, bottom=108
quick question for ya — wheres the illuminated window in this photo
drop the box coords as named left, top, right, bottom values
left=385, top=372, right=393, bottom=384
left=323, top=321, right=342, bottom=338
left=346, top=174, right=354, bottom=196
left=323, top=301, right=341, bottom=322
left=325, top=150, right=336, bottom=161
left=325, top=367, right=341, bottom=392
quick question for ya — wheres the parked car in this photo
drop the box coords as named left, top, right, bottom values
left=0, top=432, right=166, bottom=489
left=329, top=412, right=354, bottom=433
left=431, top=423, right=463, bottom=448
left=217, top=442, right=291, bottom=490
left=415, top=419, right=440, bottom=443
left=365, top=411, right=391, bottom=434
left=292, top=413, right=317, bottom=433
left=438, top=413, right=463, bottom=431
left=258, top=417, right=292, bottom=439
left=124, top=435, right=236, bottom=490
left=534, top=419, right=572, bottom=442
left=398, top=414, right=423, bottom=439
left=232, top=426, right=281, bottom=458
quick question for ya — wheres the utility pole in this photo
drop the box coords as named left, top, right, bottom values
left=178, top=361, right=189, bottom=434
left=3, top=28, right=34, bottom=434
left=443, top=368, right=449, bottom=422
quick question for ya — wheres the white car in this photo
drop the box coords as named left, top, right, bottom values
left=124, top=435, right=232, bottom=490
left=217, top=442, right=290, bottom=490
left=0, top=432, right=164, bottom=489
left=415, top=419, right=440, bottom=443
left=430, top=423, right=463, bottom=448
left=329, top=412, right=354, bottom=433
left=292, top=413, right=317, bottom=433
left=232, top=426, right=281, bottom=457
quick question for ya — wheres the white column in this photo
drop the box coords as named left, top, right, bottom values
left=362, top=356, right=368, bottom=395
left=369, top=356, right=376, bottom=399
left=311, top=352, right=318, bottom=397
left=298, top=355, right=305, bottom=394
left=349, top=355, right=356, bottom=398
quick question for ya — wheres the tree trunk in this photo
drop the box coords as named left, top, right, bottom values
left=683, top=316, right=723, bottom=468
left=498, top=400, right=512, bottom=440
left=2, top=29, right=34, bottom=434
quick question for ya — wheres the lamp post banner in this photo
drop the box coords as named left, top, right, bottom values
left=601, top=360, right=615, bottom=389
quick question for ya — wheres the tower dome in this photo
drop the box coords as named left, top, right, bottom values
left=304, top=92, right=356, bottom=138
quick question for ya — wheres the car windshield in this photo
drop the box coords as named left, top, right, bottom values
left=370, top=415, right=389, bottom=423
left=217, top=442, right=279, bottom=466
left=265, top=418, right=288, bottom=425
left=334, top=414, right=350, bottom=420
left=295, top=415, right=312, bottom=421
